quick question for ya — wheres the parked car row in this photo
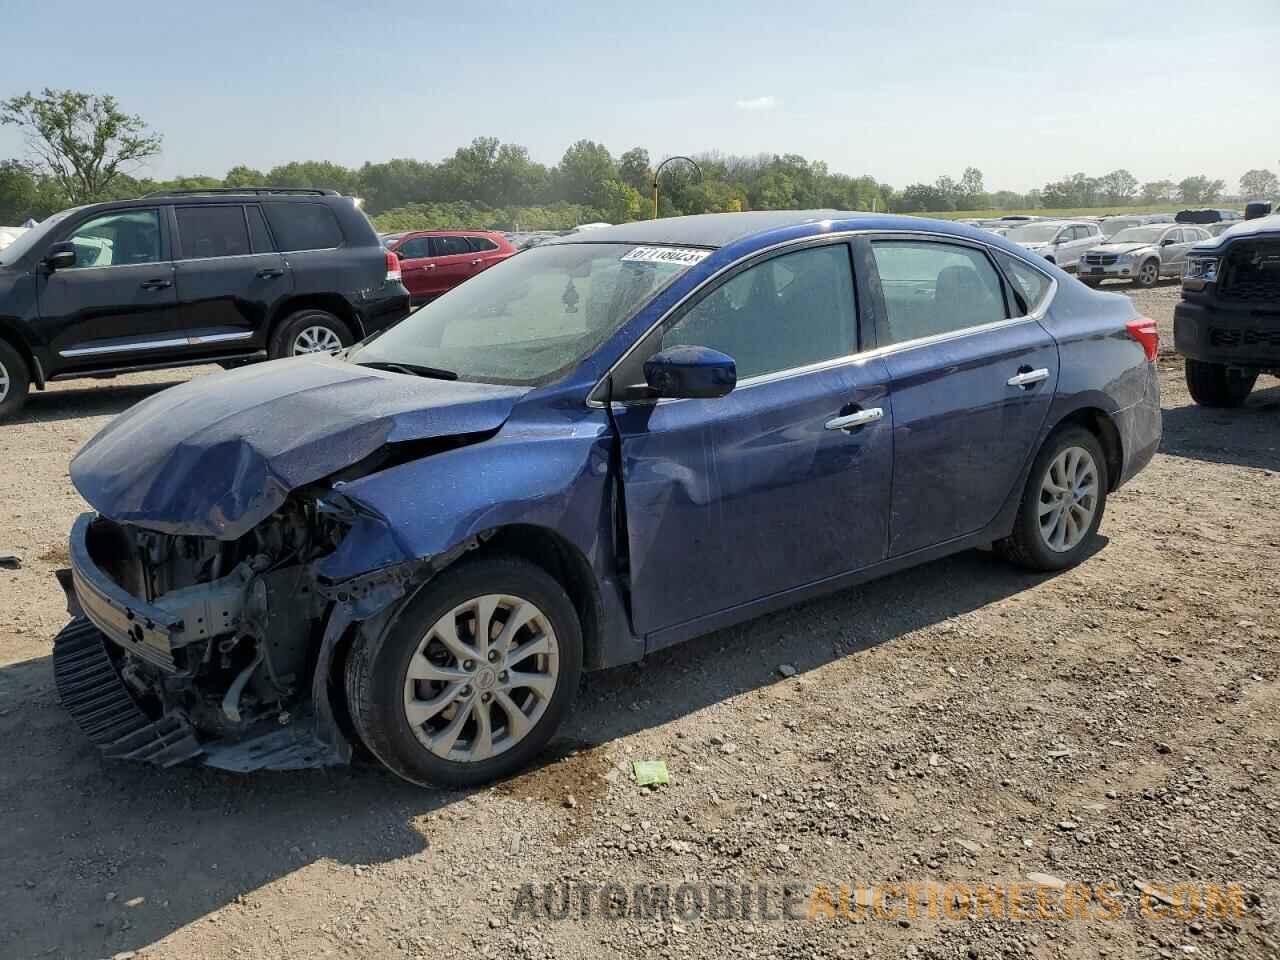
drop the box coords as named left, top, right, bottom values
left=0, top=188, right=411, bottom=418
left=381, top=230, right=516, bottom=304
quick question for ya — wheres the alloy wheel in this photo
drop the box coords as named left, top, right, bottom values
left=1037, top=445, right=1099, bottom=552
left=1139, top=262, right=1158, bottom=286
left=292, top=325, right=343, bottom=355
left=0, top=358, right=8, bottom=403
left=402, top=594, right=560, bottom=763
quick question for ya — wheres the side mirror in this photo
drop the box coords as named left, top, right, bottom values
left=44, top=241, right=77, bottom=271
left=643, top=345, right=737, bottom=400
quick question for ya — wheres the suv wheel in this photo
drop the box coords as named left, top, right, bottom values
left=1184, top=359, right=1257, bottom=408
left=344, top=555, right=583, bottom=789
left=0, top=340, right=31, bottom=420
left=996, top=425, right=1109, bottom=572
left=1133, top=259, right=1160, bottom=288
left=269, top=309, right=353, bottom=359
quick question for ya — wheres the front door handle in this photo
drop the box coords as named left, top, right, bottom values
left=1007, top=367, right=1050, bottom=388
left=825, top=407, right=884, bottom=431
left=470, top=258, right=482, bottom=266
left=256, top=268, right=284, bottom=279
left=140, top=279, right=172, bottom=290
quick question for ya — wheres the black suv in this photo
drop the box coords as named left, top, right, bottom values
left=0, top=188, right=411, bottom=417
left=1175, top=209, right=1280, bottom=406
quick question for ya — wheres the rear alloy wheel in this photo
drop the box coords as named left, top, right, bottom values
left=0, top=339, right=31, bottom=420
left=1184, top=359, right=1257, bottom=408
left=345, top=556, right=582, bottom=788
left=1133, top=259, right=1160, bottom=288
left=269, top=309, right=353, bottom=359
left=996, top=426, right=1108, bottom=572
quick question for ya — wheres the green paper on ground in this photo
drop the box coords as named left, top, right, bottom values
left=632, top=760, right=669, bottom=786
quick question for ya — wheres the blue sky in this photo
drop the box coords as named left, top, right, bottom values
left=2, top=0, right=1276, bottom=192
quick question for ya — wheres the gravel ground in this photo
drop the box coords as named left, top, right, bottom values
left=1, top=278, right=1278, bottom=960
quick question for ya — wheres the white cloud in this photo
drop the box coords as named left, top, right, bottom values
left=735, top=96, right=779, bottom=112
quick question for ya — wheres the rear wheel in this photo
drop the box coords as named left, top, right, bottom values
left=996, top=426, right=1108, bottom=572
left=268, top=309, right=353, bottom=359
left=1184, top=359, right=1257, bottom=407
left=0, top=339, right=31, bottom=420
left=1133, top=259, right=1160, bottom=288
left=344, top=555, right=583, bottom=788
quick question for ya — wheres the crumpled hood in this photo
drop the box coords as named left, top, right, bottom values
left=71, top=356, right=529, bottom=540
left=1089, top=242, right=1153, bottom=255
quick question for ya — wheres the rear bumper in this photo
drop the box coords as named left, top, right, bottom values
left=358, top=285, right=412, bottom=337
left=1174, top=301, right=1280, bottom=368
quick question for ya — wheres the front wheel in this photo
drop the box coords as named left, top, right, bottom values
left=344, top=555, right=583, bottom=788
left=996, top=426, right=1109, bottom=572
left=1132, top=259, right=1160, bottom=288
left=1184, top=359, right=1257, bottom=407
left=0, top=339, right=31, bottom=420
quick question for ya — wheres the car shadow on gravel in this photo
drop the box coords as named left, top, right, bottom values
left=0, top=546, right=1076, bottom=957
left=1160, top=379, right=1280, bottom=471
left=9, top=380, right=184, bottom=425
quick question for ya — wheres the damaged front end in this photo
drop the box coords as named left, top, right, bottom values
left=54, top=493, right=440, bottom=772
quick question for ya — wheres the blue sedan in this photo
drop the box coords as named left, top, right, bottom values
left=57, top=211, right=1161, bottom=787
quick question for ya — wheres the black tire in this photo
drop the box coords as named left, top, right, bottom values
left=1184, top=359, right=1257, bottom=408
left=996, top=425, right=1109, bottom=573
left=344, top=555, right=583, bottom=789
left=1080, top=278, right=1102, bottom=288
left=268, top=309, right=353, bottom=359
left=1132, top=258, right=1160, bottom=288
left=0, top=339, right=31, bottom=420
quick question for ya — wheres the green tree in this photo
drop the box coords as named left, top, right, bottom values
left=0, top=88, right=162, bottom=204
left=1098, top=169, right=1137, bottom=205
left=1140, top=180, right=1175, bottom=204
left=957, top=167, right=988, bottom=209
left=223, top=164, right=266, bottom=187
left=556, top=140, right=617, bottom=205
left=618, top=147, right=652, bottom=195
left=1177, top=175, right=1224, bottom=203
left=1239, top=168, right=1278, bottom=199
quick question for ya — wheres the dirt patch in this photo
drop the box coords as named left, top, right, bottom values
left=2, top=310, right=1279, bottom=959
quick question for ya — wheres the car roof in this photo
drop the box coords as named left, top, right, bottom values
left=540, top=210, right=991, bottom=250
left=396, top=229, right=505, bottom=238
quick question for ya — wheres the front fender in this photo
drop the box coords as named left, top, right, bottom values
left=315, top=416, right=616, bottom=584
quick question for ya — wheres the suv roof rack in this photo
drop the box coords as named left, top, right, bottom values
left=141, top=187, right=341, bottom=198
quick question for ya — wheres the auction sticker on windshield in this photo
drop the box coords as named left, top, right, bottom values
left=620, top=246, right=711, bottom=266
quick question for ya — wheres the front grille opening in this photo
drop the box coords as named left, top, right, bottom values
left=1219, top=240, right=1280, bottom=303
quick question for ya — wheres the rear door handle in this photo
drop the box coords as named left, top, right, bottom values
left=1007, top=367, right=1050, bottom=388
left=470, top=258, right=482, bottom=266
left=140, top=279, right=172, bottom=290
left=256, top=268, right=284, bottom=279
left=825, top=407, right=884, bottom=431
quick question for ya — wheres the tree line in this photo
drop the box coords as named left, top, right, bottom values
left=2, top=89, right=1276, bottom=231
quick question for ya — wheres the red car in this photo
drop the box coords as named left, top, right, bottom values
left=383, top=230, right=516, bottom=304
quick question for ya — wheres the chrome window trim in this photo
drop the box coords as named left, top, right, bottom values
left=174, top=251, right=281, bottom=264
left=53, top=259, right=176, bottom=274
left=588, top=227, right=1058, bottom=409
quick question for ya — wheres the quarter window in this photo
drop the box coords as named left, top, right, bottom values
left=993, top=251, right=1052, bottom=315
left=63, top=210, right=162, bottom=268
left=176, top=205, right=251, bottom=259
left=467, top=236, right=499, bottom=253
left=661, top=244, right=857, bottom=380
left=262, top=202, right=343, bottom=251
left=871, top=241, right=1007, bottom=344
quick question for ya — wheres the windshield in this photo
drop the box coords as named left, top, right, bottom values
left=1005, top=224, right=1062, bottom=243
left=1108, top=226, right=1166, bottom=244
left=349, top=242, right=701, bottom=385
left=0, top=206, right=84, bottom=266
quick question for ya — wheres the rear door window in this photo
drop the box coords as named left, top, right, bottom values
left=871, top=241, right=1008, bottom=344
left=430, top=236, right=472, bottom=256
left=262, top=202, right=344, bottom=251
left=176, top=205, right=251, bottom=259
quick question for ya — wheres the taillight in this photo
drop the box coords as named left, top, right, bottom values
left=1126, top=317, right=1158, bottom=361
left=385, top=250, right=402, bottom=283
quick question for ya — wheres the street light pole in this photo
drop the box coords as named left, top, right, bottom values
left=652, top=156, right=703, bottom=219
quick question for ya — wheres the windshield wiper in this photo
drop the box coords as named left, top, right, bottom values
left=355, top=360, right=459, bottom=381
